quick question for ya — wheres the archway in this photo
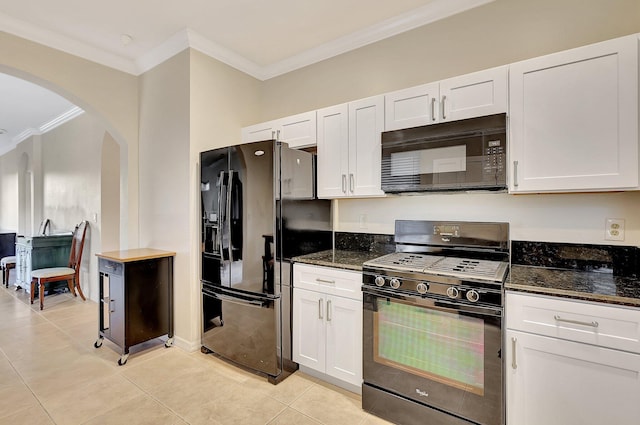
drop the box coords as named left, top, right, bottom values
left=0, top=68, right=129, bottom=302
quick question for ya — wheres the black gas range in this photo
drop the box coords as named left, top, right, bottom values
left=362, top=220, right=509, bottom=425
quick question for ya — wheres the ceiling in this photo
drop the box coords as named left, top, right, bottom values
left=0, top=0, right=492, bottom=155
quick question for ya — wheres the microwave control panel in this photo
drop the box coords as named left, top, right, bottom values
left=483, top=139, right=505, bottom=177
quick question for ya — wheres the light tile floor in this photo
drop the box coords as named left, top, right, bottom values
left=0, top=283, right=392, bottom=425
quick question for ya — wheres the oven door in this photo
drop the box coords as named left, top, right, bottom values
left=380, top=113, right=506, bottom=193
left=363, top=287, right=503, bottom=425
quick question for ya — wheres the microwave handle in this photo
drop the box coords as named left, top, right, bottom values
left=513, top=160, right=519, bottom=187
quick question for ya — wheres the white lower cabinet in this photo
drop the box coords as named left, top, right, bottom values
left=506, top=291, right=640, bottom=425
left=293, top=264, right=362, bottom=389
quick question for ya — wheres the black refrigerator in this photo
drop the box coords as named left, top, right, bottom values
left=200, top=140, right=332, bottom=383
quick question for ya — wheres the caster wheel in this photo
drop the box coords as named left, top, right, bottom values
left=118, top=354, right=129, bottom=366
left=201, top=346, right=212, bottom=354
left=94, top=338, right=103, bottom=348
left=164, top=337, right=174, bottom=348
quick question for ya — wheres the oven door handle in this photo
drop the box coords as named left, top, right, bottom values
left=362, top=285, right=503, bottom=317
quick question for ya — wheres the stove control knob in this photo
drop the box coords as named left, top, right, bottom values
left=466, top=289, right=480, bottom=303
left=390, top=278, right=401, bottom=289
left=374, top=276, right=386, bottom=287
left=416, top=282, right=429, bottom=294
left=446, top=286, right=459, bottom=299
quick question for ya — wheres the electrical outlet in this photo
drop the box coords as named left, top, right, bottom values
left=605, top=218, right=625, bottom=241
left=358, top=214, right=367, bottom=229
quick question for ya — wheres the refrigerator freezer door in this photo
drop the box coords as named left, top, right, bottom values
left=202, top=285, right=280, bottom=376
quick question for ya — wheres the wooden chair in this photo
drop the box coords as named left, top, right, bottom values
left=30, top=221, right=88, bottom=310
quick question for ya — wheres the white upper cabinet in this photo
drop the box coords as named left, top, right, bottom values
left=276, top=111, right=317, bottom=149
left=439, top=66, right=508, bottom=122
left=384, top=66, right=508, bottom=131
left=384, top=82, right=439, bottom=130
left=509, top=34, right=639, bottom=193
left=317, top=103, right=349, bottom=198
left=241, top=120, right=277, bottom=144
left=348, top=96, right=385, bottom=197
left=241, top=110, right=317, bottom=148
left=317, top=95, right=385, bottom=198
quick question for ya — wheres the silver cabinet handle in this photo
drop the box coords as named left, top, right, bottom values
left=349, top=173, right=354, bottom=193
left=318, top=298, right=324, bottom=319
left=441, top=95, right=447, bottom=120
left=271, top=130, right=276, bottom=140
left=315, top=278, right=335, bottom=284
left=342, top=174, right=347, bottom=193
left=327, top=300, right=332, bottom=322
left=511, top=337, right=517, bottom=369
left=109, top=298, right=115, bottom=313
left=431, top=97, right=437, bottom=122
left=554, top=315, right=599, bottom=328
left=513, top=160, right=519, bottom=187
left=276, top=129, right=281, bottom=141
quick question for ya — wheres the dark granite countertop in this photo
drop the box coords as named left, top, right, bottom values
left=508, top=240, right=640, bottom=307
left=292, top=249, right=383, bottom=272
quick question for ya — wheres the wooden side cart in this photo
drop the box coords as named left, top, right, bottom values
left=94, top=248, right=175, bottom=365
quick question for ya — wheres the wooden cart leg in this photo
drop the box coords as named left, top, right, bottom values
left=30, top=279, right=36, bottom=304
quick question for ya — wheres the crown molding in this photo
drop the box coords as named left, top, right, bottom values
left=1, top=0, right=494, bottom=79
left=0, top=12, right=138, bottom=75
left=39, top=106, right=85, bottom=133
left=260, top=0, right=495, bottom=80
left=13, top=106, right=85, bottom=145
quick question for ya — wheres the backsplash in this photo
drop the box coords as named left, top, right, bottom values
left=511, top=241, right=640, bottom=278
left=335, top=232, right=394, bottom=255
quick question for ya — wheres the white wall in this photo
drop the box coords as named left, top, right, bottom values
left=336, top=192, right=640, bottom=245
left=256, top=0, right=640, bottom=246
left=0, top=152, right=18, bottom=229
left=138, top=50, right=192, bottom=347
left=0, top=31, right=139, bottom=249
left=41, top=112, right=105, bottom=301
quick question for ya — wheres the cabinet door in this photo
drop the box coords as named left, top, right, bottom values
left=509, top=35, right=639, bottom=192
left=317, top=103, right=349, bottom=198
left=348, top=96, right=385, bottom=197
left=325, top=296, right=362, bottom=387
left=108, top=272, right=125, bottom=347
left=506, top=329, right=640, bottom=425
left=241, top=120, right=277, bottom=143
left=277, top=111, right=317, bottom=149
left=384, top=82, right=439, bottom=131
left=293, top=288, right=326, bottom=372
left=439, top=66, right=507, bottom=122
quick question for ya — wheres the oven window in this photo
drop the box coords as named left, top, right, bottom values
left=374, top=299, right=485, bottom=395
left=390, top=145, right=467, bottom=176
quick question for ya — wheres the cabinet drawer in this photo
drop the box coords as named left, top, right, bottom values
left=99, top=259, right=123, bottom=276
left=506, top=291, right=640, bottom=353
left=294, top=263, right=362, bottom=300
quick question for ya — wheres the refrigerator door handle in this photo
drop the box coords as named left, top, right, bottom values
left=217, top=171, right=225, bottom=257
left=215, top=292, right=268, bottom=309
left=203, top=286, right=278, bottom=308
left=226, top=170, right=234, bottom=261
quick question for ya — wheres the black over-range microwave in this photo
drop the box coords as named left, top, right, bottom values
left=381, top=113, right=507, bottom=193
